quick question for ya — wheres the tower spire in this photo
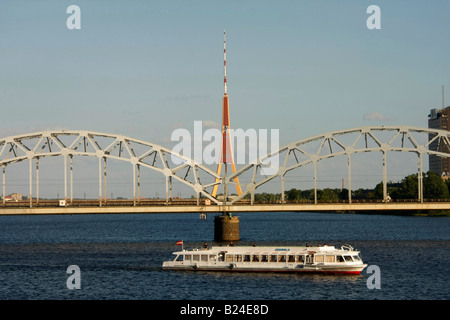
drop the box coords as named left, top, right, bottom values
left=212, top=30, right=242, bottom=200
left=224, top=30, right=227, bottom=95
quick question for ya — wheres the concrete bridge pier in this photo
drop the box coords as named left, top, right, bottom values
left=214, top=211, right=240, bottom=242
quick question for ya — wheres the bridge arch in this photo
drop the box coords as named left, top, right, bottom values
left=1, top=126, right=449, bottom=207
left=228, top=126, right=450, bottom=204
left=0, top=130, right=221, bottom=206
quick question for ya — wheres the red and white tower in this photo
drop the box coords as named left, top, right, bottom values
left=212, top=30, right=242, bottom=198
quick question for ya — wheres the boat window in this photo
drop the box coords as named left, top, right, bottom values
left=252, top=255, right=260, bottom=262
left=201, top=255, right=208, bottom=262
left=344, top=255, right=353, bottom=262
left=270, top=255, right=277, bottom=262
left=174, top=255, right=182, bottom=261
left=296, top=255, right=305, bottom=263
left=278, top=255, right=286, bottom=262
left=325, top=255, right=335, bottom=263
left=261, top=255, right=268, bottom=262
left=193, top=255, right=200, bottom=261
left=209, top=255, right=216, bottom=261
left=315, top=255, right=324, bottom=263
left=336, top=255, right=345, bottom=262
left=235, top=255, right=243, bottom=262
left=218, top=253, right=224, bottom=261
left=288, top=255, right=295, bottom=263
left=244, top=255, right=251, bottom=262
left=225, top=255, right=233, bottom=262
left=184, top=255, right=191, bottom=261
left=352, top=255, right=361, bottom=261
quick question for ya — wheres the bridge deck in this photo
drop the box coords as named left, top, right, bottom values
left=0, top=202, right=448, bottom=215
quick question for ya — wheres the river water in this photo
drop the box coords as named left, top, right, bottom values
left=0, top=211, right=448, bottom=301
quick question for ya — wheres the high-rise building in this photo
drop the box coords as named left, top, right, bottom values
left=428, top=106, right=450, bottom=176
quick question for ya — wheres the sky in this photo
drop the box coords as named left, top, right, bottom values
left=1, top=0, right=449, bottom=198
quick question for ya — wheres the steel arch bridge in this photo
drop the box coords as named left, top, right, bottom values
left=0, top=126, right=449, bottom=207
left=0, top=130, right=221, bottom=206
left=227, top=126, right=450, bottom=205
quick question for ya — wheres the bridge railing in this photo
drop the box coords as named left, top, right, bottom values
left=1, top=198, right=449, bottom=209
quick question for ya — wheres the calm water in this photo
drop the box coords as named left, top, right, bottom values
left=0, top=212, right=448, bottom=300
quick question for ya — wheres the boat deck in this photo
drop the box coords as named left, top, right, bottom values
left=162, top=245, right=367, bottom=274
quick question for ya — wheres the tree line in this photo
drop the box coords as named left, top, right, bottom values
left=245, top=171, right=450, bottom=202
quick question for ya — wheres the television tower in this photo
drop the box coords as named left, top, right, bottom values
left=212, top=30, right=242, bottom=199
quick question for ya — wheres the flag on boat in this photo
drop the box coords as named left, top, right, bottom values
left=176, top=240, right=183, bottom=246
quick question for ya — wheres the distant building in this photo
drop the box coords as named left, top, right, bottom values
left=11, top=193, right=23, bottom=201
left=2, top=193, right=23, bottom=202
left=428, top=106, right=450, bottom=176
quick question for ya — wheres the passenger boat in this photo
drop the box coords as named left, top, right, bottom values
left=162, top=243, right=367, bottom=274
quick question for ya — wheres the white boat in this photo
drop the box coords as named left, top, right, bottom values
left=162, top=244, right=367, bottom=274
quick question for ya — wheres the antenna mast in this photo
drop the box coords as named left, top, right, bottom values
left=212, top=30, right=242, bottom=200
left=224, top=30, right=227, bottom=95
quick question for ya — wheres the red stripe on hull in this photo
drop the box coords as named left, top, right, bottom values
left=165, top=268, right=363, bottom=275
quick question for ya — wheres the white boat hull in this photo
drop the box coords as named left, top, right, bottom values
left=162, top=244, right=368, bottom=275
left=162, top=264, right=367, bottom=274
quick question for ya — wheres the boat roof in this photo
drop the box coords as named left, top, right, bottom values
left=172, top=245, right=360, bottom=255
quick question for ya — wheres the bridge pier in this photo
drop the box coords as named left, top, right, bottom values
left=214, top=213, right=240, bottom=242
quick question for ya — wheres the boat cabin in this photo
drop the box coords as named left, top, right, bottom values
left=172, top=247, right=362, bottom=265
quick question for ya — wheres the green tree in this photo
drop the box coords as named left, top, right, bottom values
left=423, top=171, right=449, bottom=199
left=374, top=182, right=384, bottom=199
left=398, top=174, right=419, bottom=199
left=339, top=188, right=349, bottom=200
left=301, top=189, right=315, bottom=201
left=285, top=188, right=302, bottom=201
left=318, top=188, right=338, bottom=202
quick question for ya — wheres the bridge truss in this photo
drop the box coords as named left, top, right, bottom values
left=0, top=126, right=449, bottom=207
left=0, top=130, right=221, bottom=206
left=228, top=126, right=450, bottom=204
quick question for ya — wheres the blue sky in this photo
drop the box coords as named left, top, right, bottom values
left=1, top=0, right=449, bottom=197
